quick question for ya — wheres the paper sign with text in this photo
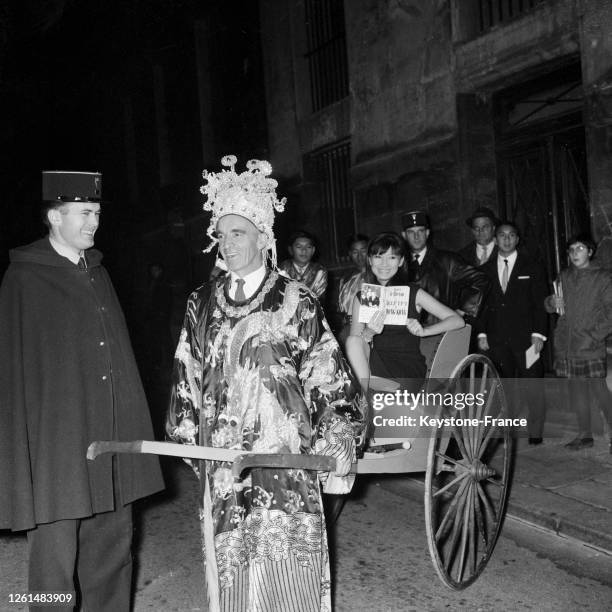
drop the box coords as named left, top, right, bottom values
left=359, top=283, right=410, bottom=325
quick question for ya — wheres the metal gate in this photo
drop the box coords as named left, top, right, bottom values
left=497, top=129, right=589, bottom=368
left=304, top=139, right=354, bottom=266
left=495, top=64, right=588, bottom=279
left=498, top=129, right=589, bottom=281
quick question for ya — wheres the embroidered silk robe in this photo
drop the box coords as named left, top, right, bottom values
left=166, top=270, right=364, bottom=612
left=278, top=260, right=328, bottom=301
left=337, top=271, right=364, bottom=318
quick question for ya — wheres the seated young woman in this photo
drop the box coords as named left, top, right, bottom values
left=345, top=232, right=464, bottom=391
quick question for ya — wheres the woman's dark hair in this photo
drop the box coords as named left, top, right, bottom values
left=566, top=233, right=596, bottom=256
left=368, top=232, right=407, bottom=257
left=363, top=232, right=409, bottom=285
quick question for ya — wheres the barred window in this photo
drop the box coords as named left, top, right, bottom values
left=478, top=0, right=547, bottom=32
left=304, top=0, right=349, bottom=113
left=305, top=140, right=353, bottom=265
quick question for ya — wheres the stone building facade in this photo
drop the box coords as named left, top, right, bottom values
left=258, top=0, right=612, bottom=279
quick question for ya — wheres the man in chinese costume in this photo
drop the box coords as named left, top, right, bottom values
left=166, top=156, right=365, bottom=612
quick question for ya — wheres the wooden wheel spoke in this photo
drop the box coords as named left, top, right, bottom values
left=482, top=381, right=499, bottom=417
left=432, top=469, right=470, bottom=499
left=470, top=413, right=481, bottom=458
left=475, top=483, right=494, bottom=547
left=434, top=451, right=464, bottom=469
left=474, top=507, right=489, bottom=551
left=435, top=476, right=470, bottom=543
left=476, top=482, right=497, bottom=520
left=468, top=362, right=486, bottom=456
left=433, top=450, right=459, bottom=473
left=472, top=424, right=483, bottom=458
left=477, top=421, right=500, bottom=461
left=468, top=362, right=476, bottom=398
left=471, top=485, right=481, bottom=574
left=468, top=365, right=480, bottom=453
left=478, top=363, right=489, bottom=398
left=474, top=384, right=499, bottom=457
left=457, top=483, right=474, bottom=582
left=469, top=484, right=479, bottom=575
left=473, top=368, right=491, bottom=445
left=452, top=423, right=473, bottom=460
left=441, top=479, right=470, bottom=569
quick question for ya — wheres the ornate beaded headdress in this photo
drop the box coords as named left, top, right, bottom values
left=201, top=155, right=286, bottom=269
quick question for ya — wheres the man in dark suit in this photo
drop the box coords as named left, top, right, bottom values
left=476, top=221, right=549, bottom=444
left=458, top=206, right=499, bottom=267
left=401, top=210, right=490, bottom=327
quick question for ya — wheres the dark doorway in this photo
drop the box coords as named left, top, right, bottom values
left=495, top=63, right=588, bottom=281
left=497, top=130, right=589, bottom=280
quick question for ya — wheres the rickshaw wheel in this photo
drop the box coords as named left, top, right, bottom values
left=424, top=353, right=512, bottom=589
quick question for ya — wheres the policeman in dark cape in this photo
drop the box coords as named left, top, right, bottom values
left=0, top=171, right=164, bottom=610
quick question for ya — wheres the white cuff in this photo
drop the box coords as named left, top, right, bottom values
left=321, top=472, right=355, bottom=495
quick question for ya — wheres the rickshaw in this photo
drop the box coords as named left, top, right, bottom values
left=88, top=326, right=512, bottom=591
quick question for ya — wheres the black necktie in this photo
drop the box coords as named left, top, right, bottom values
left=78, top=256, right=87, bottom=270
left=234, top=278, right=246, bottom=301
left=408, top=253, right=420, bottom=282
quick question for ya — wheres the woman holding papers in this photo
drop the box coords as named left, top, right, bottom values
left=346, top=232, right=464, bottom=389
left=544, top=234, right=612, bottom=452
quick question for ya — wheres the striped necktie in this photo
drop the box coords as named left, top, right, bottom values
left=78, top=256, right=87, bottom=270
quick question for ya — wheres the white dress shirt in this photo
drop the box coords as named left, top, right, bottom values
left=497, top=250, right=517, bottom=286
left=476, top=241, right=495, bottom=264
left=413, top=246, right=427, bottom=265
left=229, top=265, right=266, bottom=300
